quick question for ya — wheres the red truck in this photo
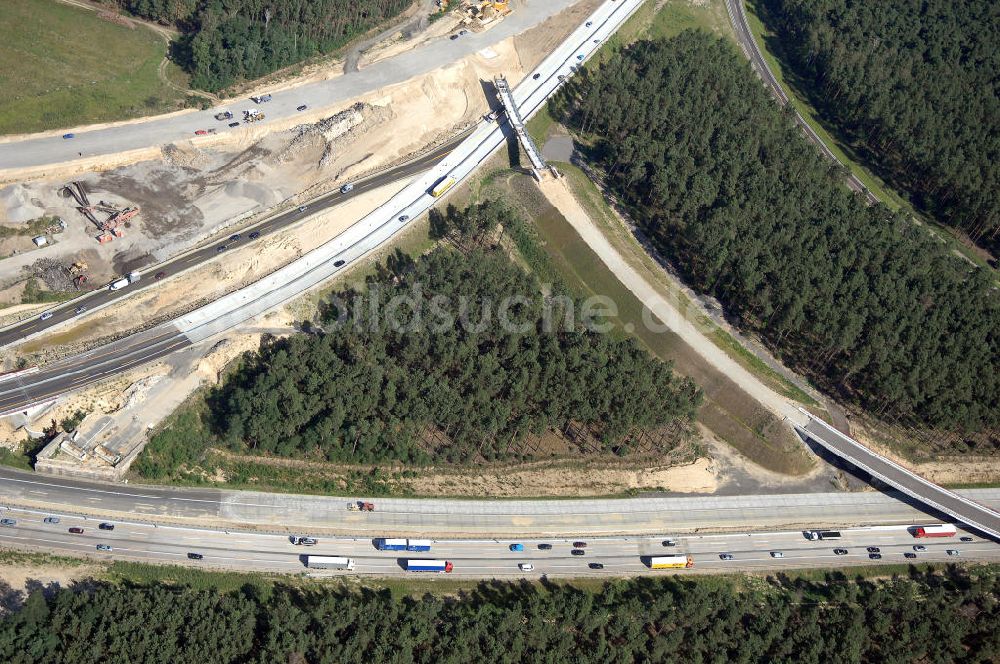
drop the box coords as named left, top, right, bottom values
left=913, top=524, right=957, bottom=538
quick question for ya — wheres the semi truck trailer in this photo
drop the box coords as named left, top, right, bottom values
left=305, top=556, right=355, bottom=570
left=647, top=555, right=694, bottom=569
left=405, top=559, right=453, bottom=573
left=913, top=524, right=957, bottom=538
left=376, top=538, right=432, bottom=552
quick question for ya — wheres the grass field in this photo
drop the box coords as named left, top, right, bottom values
left=0, top=0, right=187, bottom=135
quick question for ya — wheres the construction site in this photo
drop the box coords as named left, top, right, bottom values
left=0, top=0, right=612, bottom=485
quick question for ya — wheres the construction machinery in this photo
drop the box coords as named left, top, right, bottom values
left=460, top=0, right=511, bottom=26
left=63, top=181, right=139, bottom=243
left=243, top=109, right=265, bottom=123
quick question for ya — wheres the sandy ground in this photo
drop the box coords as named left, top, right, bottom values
left=0, top=560, right=99, bottom=613
left=849, top=420, right=1000, bottom=486
left=0, top=32, right=530, bottom=327
left=16, top=179, right=404, bottom=364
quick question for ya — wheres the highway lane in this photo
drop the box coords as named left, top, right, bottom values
left=0, top=0, right=587, bottom=171
left=0, top=132, right=469, bottom=349
left=0, top=505, right=996, bottom=577
left=3, top=466, right=1000, bottom=537
left=0, top=0, right=644, bottom=415
left=724, top=0, right=878, bottom=205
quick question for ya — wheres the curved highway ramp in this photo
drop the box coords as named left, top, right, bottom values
left=795, top=411, right=1000, bottom=540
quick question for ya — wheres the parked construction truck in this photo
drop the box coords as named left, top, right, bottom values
left=109, top=271, right=141, bottom=291
left=243, top=109, right=265, bottom=123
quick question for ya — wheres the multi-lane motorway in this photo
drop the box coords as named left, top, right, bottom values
left=1, top=503, right=997, bottom=577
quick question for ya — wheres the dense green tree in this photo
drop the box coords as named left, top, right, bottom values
left=756, top=0, right=1000, bottom=253
left=117, top=0, right=410, bottom=91
left=1, top=568, right=997, bottom=662
left=205, top=202, right=701, bottom=463
left=563, top=31, right=1000, bottom=432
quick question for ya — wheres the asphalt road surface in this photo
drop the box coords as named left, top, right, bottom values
left=0, top=0, right=585, bottom=171
left=3, top=466, right=999, bottom=537
left=725, top=0, right=878, bottom=204
left=0, top=504, right=996, bottom=577
left=0, top=133, right=468, bottom=349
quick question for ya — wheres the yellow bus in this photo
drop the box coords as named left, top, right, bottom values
left=430, top=175, right=457, bottom=198
left=647, top=555, right=694, bottom=569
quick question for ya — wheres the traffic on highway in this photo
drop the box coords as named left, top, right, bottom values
left=0, top=504, right=996, bottom=577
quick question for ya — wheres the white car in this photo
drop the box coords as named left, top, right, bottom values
left=947, top=549, right=960, bottom=556
left=518, top=563, right=534, bottom=572
left=770, top=551, right=784, bottom=558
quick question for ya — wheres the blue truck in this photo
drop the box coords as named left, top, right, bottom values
left=377, top=538, right=432, bottom=552
left=405, top=559, right=453, bottom=573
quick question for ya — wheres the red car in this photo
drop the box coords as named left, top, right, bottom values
left=154, top=271, right=166, bottom=280
left=195, top=130, right=208, bottom=135
left=69, top=527, right=84, bottom=534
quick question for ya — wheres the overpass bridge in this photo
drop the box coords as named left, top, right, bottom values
left=494, top=74, right=557, bottom=180
left=795, top=410, right=1000, bottom=540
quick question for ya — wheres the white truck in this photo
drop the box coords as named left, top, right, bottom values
left=108, top=271, right=141, bottom=291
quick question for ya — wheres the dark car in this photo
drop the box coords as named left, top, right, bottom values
left=833, top=548, right=849, bottom=556
left=869, top=553, right=882, bottom=560
left=63, top=133, right=75, bottom=139
left=661, top=539, right=677, bottom=547
left=532, top=73, right=541, bottom=80
left=398, top=214, right=409, bottom=222
left=585, top=21, right=593, bottom=27
left=98, top=523, right=115, bottom=531
left=69, top=527, right=84, bottom=534
left=588, top=562, right=604, bottom=569
left=216, top=245, right=227, bottom=253
left=0, top=518, right=15, bottom=527
left=866, top=546, right=880, bottom=553
left=229, top=233, right=241, bottom=242
left=248, top=231, right=261, bottom=239
left=904, top=552, right=917, bottom=559
left=228, top=122, right=240, bottom=128
left=155, top=271, right=166, bottom=280
left=297, top=105, right=308, bottom=112
left=960, top=536, right=974, bottom=542
left=537, top=543, right=552, bottom=550
left=187, top=552, right=204, bottom=560
left=719, top=553, right=734, bottom=561
left=333, top=259, right=346, bottom=267
left=572, top=541, right=587, bottom=548
left=571, top=549, right=586, bottom=556
left=450, top=34, right=459, bottom=40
